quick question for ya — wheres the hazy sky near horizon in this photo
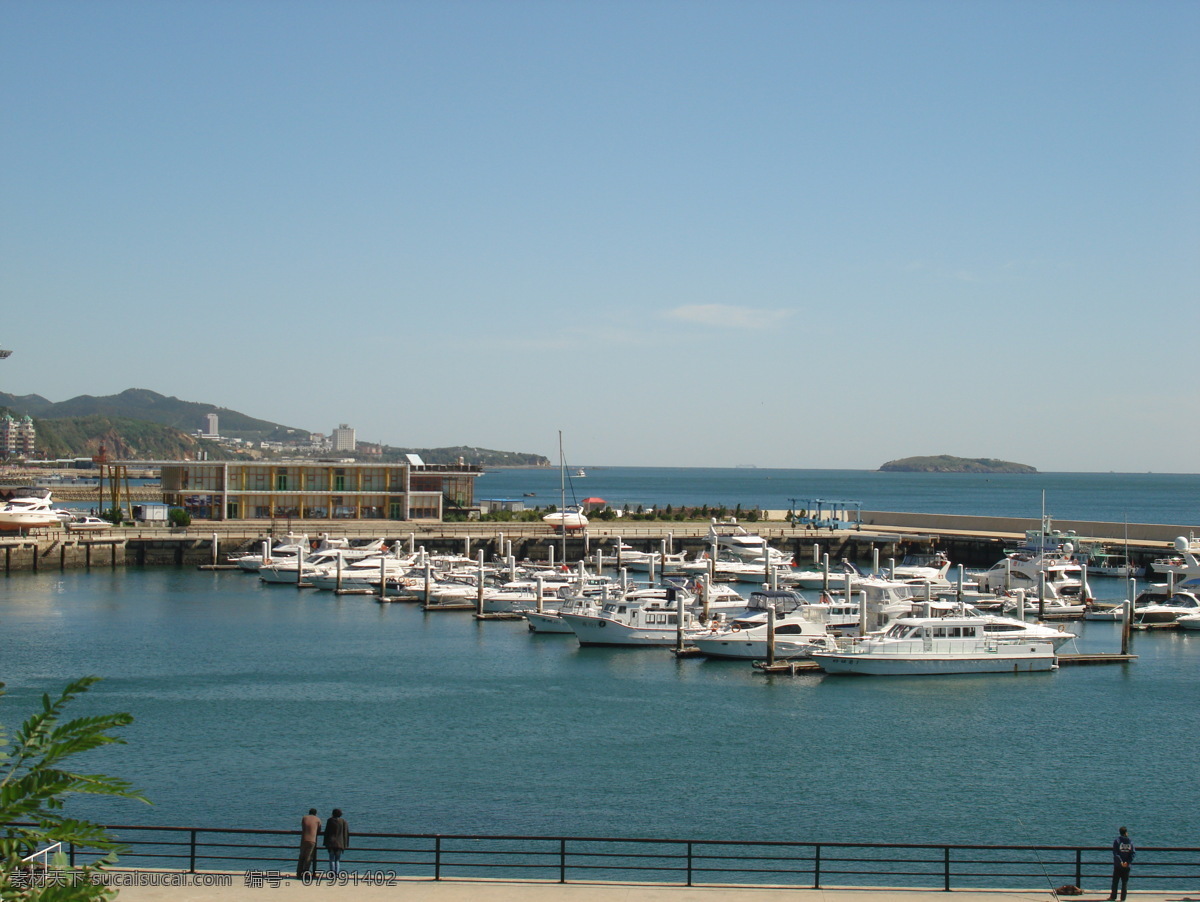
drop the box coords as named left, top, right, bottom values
left=3, top=1, right=1197, bottom=472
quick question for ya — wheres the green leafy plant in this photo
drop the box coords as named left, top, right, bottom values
left=166, top=508, right=191, bottom=528
left=1, top=676, right=148, bottom=900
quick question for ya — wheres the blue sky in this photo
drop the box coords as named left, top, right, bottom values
left=2, top=1, right=1197, bottom=471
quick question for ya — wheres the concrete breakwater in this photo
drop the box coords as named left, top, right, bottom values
left=0, top=512, right=1190, bottom=573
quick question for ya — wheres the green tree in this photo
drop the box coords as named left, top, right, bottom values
left=167, top=508, right=191, bottom=528
left=1, top=676, right=148, bottom=901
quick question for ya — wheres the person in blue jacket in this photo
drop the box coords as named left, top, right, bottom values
left=1107, top=826, right=1135, bottom=901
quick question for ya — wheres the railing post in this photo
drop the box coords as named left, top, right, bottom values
left=434, top=836, right=441, bottom=881
left=189, top=830, right=197, bottom=873
left=69, top=842, right=75, bottom=868
left=944, top=846, right=951, bottom=891
left=1075, top=848, right=1082, bottom=888
left=814, top=844, right=821, bottom=889
left=559, top=838, right=566, bottom=884
left=686, top=841, right=693, bottom=886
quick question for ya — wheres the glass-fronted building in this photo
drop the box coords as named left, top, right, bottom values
left=159, top=460, right=480, bottom=521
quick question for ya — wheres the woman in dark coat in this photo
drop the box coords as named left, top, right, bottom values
left=323, top=809, right=350, bottom=875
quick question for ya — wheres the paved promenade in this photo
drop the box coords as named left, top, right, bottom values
left=106, top=874, right=1197, bottom=902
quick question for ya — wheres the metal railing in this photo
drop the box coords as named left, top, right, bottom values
left=23, top=825, right=1198, bottom=891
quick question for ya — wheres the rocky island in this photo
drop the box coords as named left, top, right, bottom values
left=879, top=455, right=1037, bottom=474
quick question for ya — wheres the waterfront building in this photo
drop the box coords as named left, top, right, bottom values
left=0, top=414, right=36, bottom=458
left=159, top=458, right=480, bottom=521
left=332, top=424, right=356, bottom=452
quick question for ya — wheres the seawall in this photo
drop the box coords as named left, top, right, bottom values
left=0, top=512, right=1191, bottom=573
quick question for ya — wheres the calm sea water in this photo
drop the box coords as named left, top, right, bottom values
left=479, top=467, right=1200, bottom=526
left=2, top=563, right=1198, bottom=851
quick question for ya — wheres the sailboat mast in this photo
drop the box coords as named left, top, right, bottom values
left=559, top=430, right=567, bottom=565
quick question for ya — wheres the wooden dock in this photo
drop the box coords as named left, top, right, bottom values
left=753, top=659, right=823, bottom=674
left=1056, top=653, right=1137, bottom=665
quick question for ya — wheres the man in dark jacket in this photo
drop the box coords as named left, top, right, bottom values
left=1108, top=826, right=1134, bottom=901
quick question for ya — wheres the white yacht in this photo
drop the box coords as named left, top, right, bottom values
left=811, top=611, right=1059, bottom=675
left=228, top=534, right=310, bottom=572
left=889, top=551, right=953, bottom=583
left=705, top=518, right=783, bottom=562
left=1131, top=587, right=1200, bottom=626
left=974, top=551, right=1084, bottom=600
left=691, top=591, right=838, bottom=660
left=561, top=588, right=707, bottom=646
left=1176, top=611, right=1200, bottom=631
left=543, top=506, right=588, bottom=531
left=0, top=490, right=66, bottom=531
left=604, top=544, right=690, bottom=573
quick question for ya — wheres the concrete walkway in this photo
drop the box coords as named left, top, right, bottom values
left=102, top=874, right=1198, bottom=902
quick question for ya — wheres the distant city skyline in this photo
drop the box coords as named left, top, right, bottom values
left=2, top=1, right=1196, bottom=473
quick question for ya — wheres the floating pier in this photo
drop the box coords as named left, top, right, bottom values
left=754, top=660, right=823, bottom=674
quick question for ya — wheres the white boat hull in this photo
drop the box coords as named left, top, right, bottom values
left=525, top=611, right=574, bottom=634
left=691, top=636, right=834, bottom=660
left=561, top=613, right=696, bottom=647
left=812, top=645, right=1058, bottom=675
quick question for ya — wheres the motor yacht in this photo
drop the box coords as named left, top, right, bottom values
left=62, top=515, right=112, bottom=532
left=543, top=506, right=588, bottom=530
left=0, top=490, right=66, bottom=531
left=890, top=551, right=952, bottom=583
left=974, top=551, right=1084, bottom=600
left=811, top=610, right=1059, bottom=675
left=691, top=590, right=838, bottom=660
left=705, top=518, right=783, bottom=562
left=1131, top=588, right=1200, bottom=626
left=560, top=587, right=709, bottom=646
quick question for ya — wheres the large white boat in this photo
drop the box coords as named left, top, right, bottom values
left=228, top=534, right=310, bottom=572
left=811, top=612, right=1059, bottom=675
left=1131, top=587, right=1200, bottom=626
left=543, top=506, right=589, bottom=531
left=604, top=543, right=690, bottom=573
left=974, top=551, right=1084, bottom=600
left=1176, top=611, right=1200, bottom=631
left=560, top=588, right=709, bottom=646
left=0, top=490, right=65, bottom=531
left=691, top=590, right=838, bottom=660
left=1147, top=536, right=1200, bottom=579
left=890, top=552, right=952, bottom=583
left=705, top=518, right=784, bottom=562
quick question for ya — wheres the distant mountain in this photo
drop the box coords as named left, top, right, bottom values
left=879, top=455, right=1037, bottom=474
left=385, top=446, right=549, bottom=467
left=31, top=416, right=224, bottom=461
left=1, top=389, right=550, bottom=465
left=0, top=388, right=299, bottom=442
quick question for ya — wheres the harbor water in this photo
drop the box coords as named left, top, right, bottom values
left=2, top=567, right=1198, bottom=850
left=1, top=468, right=1197, bottom=858
left=479, top=467, right=1200, bottom=526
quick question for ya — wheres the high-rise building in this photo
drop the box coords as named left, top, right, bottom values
left=203, top=413, right=219, bottom=439
left=332, top=424, right=356, bottom=452
left=0, top=414, right=36, bottom=457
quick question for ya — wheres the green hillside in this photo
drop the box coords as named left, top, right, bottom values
left=0, top=388, right=297, bottom=442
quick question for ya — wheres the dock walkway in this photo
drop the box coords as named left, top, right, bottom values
left=106, top=875, right=1192, bottom=902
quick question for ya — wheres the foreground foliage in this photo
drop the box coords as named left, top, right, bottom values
left=1, top=677, right=148, bottom=901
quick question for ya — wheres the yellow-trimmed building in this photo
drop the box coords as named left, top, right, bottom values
left=160, top=460, right=480, bottom=521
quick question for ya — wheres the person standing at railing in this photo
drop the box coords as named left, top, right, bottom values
left=296, top=808, right=322, bottom=879
left=324, top=808, right=350, bottom=876
left=1107, top=825, right=1135, bottom=901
